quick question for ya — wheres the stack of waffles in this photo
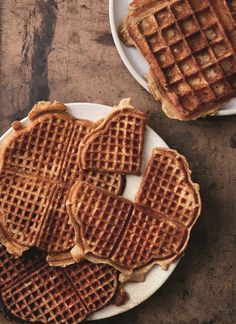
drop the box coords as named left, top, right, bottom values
left=0, top=99, right=145, bottom=322
left=0, top=99, right=201, bottom=323
left=0, top=101, right=126, bottom=266
left=120, top=0, right=236, bottom=120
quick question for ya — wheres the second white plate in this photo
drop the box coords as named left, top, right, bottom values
left=109, top=0, right=236, bottom=117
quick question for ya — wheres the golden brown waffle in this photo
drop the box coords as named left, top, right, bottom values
left=121, top=0, right=236, bottom=120
left=135, top=148, right=201, bottom=227
left=0, top=170, right=55, bottom=255
left=0, top=245, right=118, bottom=323
left=0, top=246, right=44, bottom=292
left=78, top=99, right=146, bottom=175
left=67, top=154, right=200, bottom=282
left=111, top=205, right=188, bottom=275
left=1, top=102, right=75, bottom=179
left=0, top=101, right=125, bottom=266
left=68, top=181, right=133, bottom=263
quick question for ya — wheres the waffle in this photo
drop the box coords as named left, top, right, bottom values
left=0, top=245, right=118, bottom=323
left=78, top=98, right=146, bottom=175
left=0, top=101, right=125, bottom=266
left=135, top=148, right=201, bottom=227
left=111, top=204, right=188, bottom=277
left=0, top=246, right=44, bottom=292
left=67, top=155, right=200, bottom=282
left=121, top=0, right=236, bottom=120
left=67, top=181, right=133, bottom=263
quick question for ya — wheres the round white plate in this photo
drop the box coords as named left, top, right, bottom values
left=0, top=103, right=178, bottom=322
left=109, top=0, right=236, bottom=117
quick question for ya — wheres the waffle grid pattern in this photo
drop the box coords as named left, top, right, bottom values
left=65, top=262, right=117, bottom=313
left=60, top=121, right=92, bottom=184
left=0, top=246, right=118, bottom=323
left=60, top=121, right=124, bottom=192
left=73, top=182, right=132, bottom=258
left=0, top=171, right=55, bottom=247
left=0, top=112, right=124, bottom=257
left=0, top=245, right=44, bottom=291
left=4, top=116, right=74, bottom=179
left=82, top=111, right=145, bottom=174
left=135, top=150, right=199, bottom=228
left=112, top=206, right=187, bottom=268
left=131, top=0, right=236, bottom=112
left=38, top=185, right=75, bottom=253
left=70, top=180, right=192, bottom=271
left=2, top=265, right=88, bottom=323
left=80, top=170, right=124, bottom=195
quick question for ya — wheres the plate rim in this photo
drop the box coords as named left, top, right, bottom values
left=109, top=0, right=236, bottom=117
left=0, top=102, right=180, bottom=322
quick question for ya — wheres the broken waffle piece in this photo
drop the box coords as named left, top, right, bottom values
left=135, top=147, right=201, bottom=227
left=0, top=101, right=125, bottom=265
left=0, top=245, right=119, bottom=323
left=67, top=150, right=201, bottom=282
left=121, top=0, right=236, bottom=120
left=67, top=181, right=133, bottom=264
left=78, top=99, right=146, bottom=175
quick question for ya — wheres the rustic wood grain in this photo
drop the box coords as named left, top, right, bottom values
left=0, top=1, right=236, bottom=323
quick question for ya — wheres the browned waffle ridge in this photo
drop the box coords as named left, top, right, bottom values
left=212, top=0, right=236, bottom=49
left=121, top=0, right=236, bottom=120
left=0, top=245, right=118, bottom=323
left=67, top=148, right=201, bottom=282
left=78, top=98, right=146, bottom=175
left=0, top=101, right=125, bottom=266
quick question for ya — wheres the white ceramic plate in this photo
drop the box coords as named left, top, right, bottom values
left=109, top=0, right=236, bottom=117
left=0, top=103, right=178, bottom=322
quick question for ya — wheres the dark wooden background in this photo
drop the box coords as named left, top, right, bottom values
left=0, top=1, right=235, bottom=323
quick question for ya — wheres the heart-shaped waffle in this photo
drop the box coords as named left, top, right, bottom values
left=0, top=101, right=125, bottom=266
left=67, top=148, right=201, bottom=282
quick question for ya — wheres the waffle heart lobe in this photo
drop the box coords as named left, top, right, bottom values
left=135, top=147, right=201, bottom=228
left=0, top=244, right=118, bottom=323
left=78, top=98, right=146, bottom=175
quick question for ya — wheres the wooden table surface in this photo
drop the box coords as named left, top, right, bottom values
left=0, top=1, right=235, bottom=323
